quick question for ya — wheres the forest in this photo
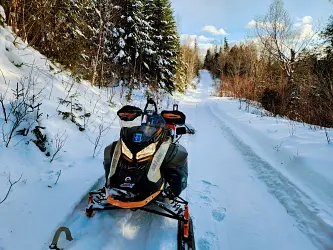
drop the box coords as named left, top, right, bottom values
left=204, top=0, right=333, bottom=127
left=0, top=0, right=201, bottom=96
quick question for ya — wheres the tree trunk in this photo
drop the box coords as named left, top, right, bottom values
left=92, top=3, right=103, bottom=86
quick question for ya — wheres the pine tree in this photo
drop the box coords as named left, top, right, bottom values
left=224, top=37, right=230, bottom=52
left=110, top=0, right=155, bottom=88
left=140, top=0, right=157, bottom=83
left=194, top=38, right=201, bottom=76
left=322, top=16, right=333, bottom=57
left=204, top=49, right=212, bottom=70
left=175, top=52, right=187, bottom=93
left=150, top=0, right=180, bottom=93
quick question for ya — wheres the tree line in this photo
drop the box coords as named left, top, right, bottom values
left=204, top=0, right=333, bottom=128
left=1, top=0, right=200, bottom=94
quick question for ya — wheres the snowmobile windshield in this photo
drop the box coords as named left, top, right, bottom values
left=120, top=113, right=166, bottom=129
left=120, top=113, right=166, bottom=143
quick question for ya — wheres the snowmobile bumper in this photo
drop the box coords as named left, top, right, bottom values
left=106, top=188, right=162, bottom=209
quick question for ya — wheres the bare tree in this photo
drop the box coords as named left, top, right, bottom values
left=254, top=0, right=317, bottom=87
left=0, top=93, right=8, bottom=123
left=0, top=173, right=23, bottom=205
left=50, top=131, right=68, bottom=162
left=86, top=118, right=112, bottom=157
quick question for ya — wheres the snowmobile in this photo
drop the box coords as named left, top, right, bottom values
left=85, top=98, right=196, bottom=250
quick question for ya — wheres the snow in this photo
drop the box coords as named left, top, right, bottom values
left=0, top=5, right=5, bottom=21
left=0, top=25, right=166, bottom=250
left=29, top=70, right=333, bottom=250
left=145, top=48, right=155, bottom=55
left=1, top=20, right=333, bottom=250
left=118, top=38, right=125, bottom=48
left=176, top=71, right=333, bottom=249
left=143, top=62, right=149, bottom=69
left=117, top=50, right=125, bottom=59
left=75, top=29, right=86, bottom=39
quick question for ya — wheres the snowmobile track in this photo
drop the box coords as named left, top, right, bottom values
left=206, top=102, right=333, bottom=249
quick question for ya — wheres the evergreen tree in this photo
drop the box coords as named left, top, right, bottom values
left=175, top=52, right=187, bottom=93
left=204, top=49, right=212, bottom=70
left=141, top=0, right=158, bottom=83
left=111, top=0, right=141, bottom=85
left=322, top=16, right=333, bottom=57
left=224, top=37, right=230, bottom=52
left=110, top=0, right=157, bottom=88
left=150, top=0, right=180, bottom=92
left=194, top=38, right=201, bottom=76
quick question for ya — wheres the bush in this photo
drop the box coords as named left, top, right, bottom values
left=260, top=88, right=282, bottom=115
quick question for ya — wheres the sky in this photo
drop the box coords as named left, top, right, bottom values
left=170, top=0, right=333, bottom=55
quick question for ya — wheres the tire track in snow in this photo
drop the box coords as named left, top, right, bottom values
left=206, top=102, right=333, bottom=249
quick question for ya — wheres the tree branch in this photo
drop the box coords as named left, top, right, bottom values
left=0, top=173, right=23, bottom=205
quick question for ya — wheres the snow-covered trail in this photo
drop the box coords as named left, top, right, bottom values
left=179, top=72, right=319, bottom=250
left=47, top=70, right=330, bottom=250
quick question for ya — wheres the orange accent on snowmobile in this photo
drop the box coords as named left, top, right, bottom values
left=183, top=204, right=190, bottom=239
left=119, top=112, right=137, bottom=118
left=122, top=154, right=133, bottom=162
left=88, top=194, right=93, bottom=204
left=137, top=156, right=153, bottom=163
left=163, top=113, right=182, bottom=119
left=106, top=184, right=164, bottom=209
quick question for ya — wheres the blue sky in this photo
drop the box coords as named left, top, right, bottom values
left=170, top=0, right=332, bottom=54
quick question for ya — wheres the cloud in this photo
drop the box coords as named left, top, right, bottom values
left=294, top=15, right=313, bottom=27
left=246, top=20, right=284, bottom=29
left=198, top=35, right=214, bottom=42
left=294, top=16, right=317, bottom=40
left=246, top=20, right=256, bottom=29
left=202, top=25, right=228, bottom=36
left=180, top=34, right=217, bottom=57
left=197, top=43, right=215, bottom=57
left=180, top=34, right=197, bottom=47
left=180, top=34, right=215, bottom=45
left=302, top=16, right=313, bottom=24
left=180, top=34, right=196, bottom=41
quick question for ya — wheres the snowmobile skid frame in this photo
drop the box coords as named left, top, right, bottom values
left=85, top=188, right=196, bottom=250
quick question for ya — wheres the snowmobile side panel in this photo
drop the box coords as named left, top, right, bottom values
left=147, top=140, right=171, bottom=183
left=107, top=140, right=121, bottom=186
left=103, top=141, right=117, bottom=185
left=163, top=144, right=189, bottom=196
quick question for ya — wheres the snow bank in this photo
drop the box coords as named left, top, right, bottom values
left=0, top=5, right=5, bottom=22
left=209, top=96, right=333, bottom=232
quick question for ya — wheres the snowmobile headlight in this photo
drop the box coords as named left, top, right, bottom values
left=122, top=141, right=133, bottom=160
left=136, top=143, right=156, bottom=160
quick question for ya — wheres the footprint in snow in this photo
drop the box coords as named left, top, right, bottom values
left=198, top=232, right=216, bottom=250
left=198, top=238, right=211, bottom=250
left=201, top=180, right=218, bottom=187
left=200, top=195, right=212, bottom=203
left=212, top=207, right=226, bottom=222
